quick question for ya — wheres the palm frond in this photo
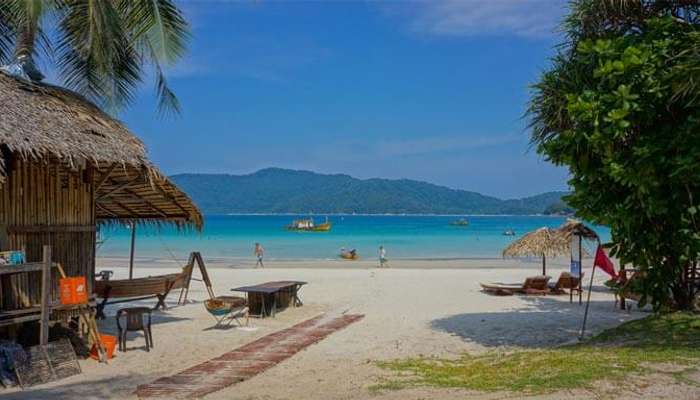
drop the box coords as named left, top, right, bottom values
left=119, top=0, right=189, bottom=64
left=117, top=0, right=190, bottom=114
left=153, top=61, right=180, bottom=115
left=55, top=0, right=141, bottom=112
left=0, top=1, right=19, bottom=64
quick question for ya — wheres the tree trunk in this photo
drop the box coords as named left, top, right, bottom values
left=14, top=27, right=35, bottom=59
left=670, top=262, right=694, bottom=310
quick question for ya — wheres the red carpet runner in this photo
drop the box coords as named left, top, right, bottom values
left=135, top=313, right=364, bottom=398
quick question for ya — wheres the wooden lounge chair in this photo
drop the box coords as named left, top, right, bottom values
left=549, top=272, right=584, bottom=303
left=480, top=275, right=551, bottom=296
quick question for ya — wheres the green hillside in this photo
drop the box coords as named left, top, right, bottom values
left=171, top=168, right=568, bottom=215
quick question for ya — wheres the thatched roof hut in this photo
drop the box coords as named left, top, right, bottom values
left=0, top=71, right=202, bottom=229
left=502, top=227, right=570, bottom=275
left=0, top=71, right=202, bottom=313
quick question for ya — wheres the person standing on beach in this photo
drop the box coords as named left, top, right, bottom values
left=379, top=245, right=387, bottom=268
left=254, top=243, right=265, bottom=268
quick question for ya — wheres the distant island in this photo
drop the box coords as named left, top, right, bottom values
left=170, top=168, right=572, bottom=215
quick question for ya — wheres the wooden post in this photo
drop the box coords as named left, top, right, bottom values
left=542, top=253, right=546, bottom=276
left=177, top=252, right=197, bottom=305
left=129, top=223, right=136, bottom=280
left=40, top=245, right=51, bottom=345
left=578, top=235, right=583, bottom=304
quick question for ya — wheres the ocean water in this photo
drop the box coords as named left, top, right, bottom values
left=96, top=215, right=611, bottom=261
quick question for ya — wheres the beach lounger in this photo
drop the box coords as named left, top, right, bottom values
left=549, top=272, right=584, bottom=303
left=480, top=275, right=551, bottom=296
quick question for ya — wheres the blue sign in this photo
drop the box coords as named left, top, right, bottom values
left=570, top=260, right=581, bottom=278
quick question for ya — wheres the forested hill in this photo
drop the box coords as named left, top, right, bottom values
left=170, top=168, right=568, bottom=215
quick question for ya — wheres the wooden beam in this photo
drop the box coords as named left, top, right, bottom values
left=8, top=225, right=96, bottom=233
left=96, top=203, right=119, bottom=218
left=109, top=199, right=141, bottom=216
left=96, top=216, right=188, bottom=222
left=123, top=188, right=169, bottom=218
left=96, top=175, right=144, bottom=200
left=0, top=262, right=58, bottom=275
left=95, top=163, right=119, bottom=191
left=152, top=181, right=191, bottom=216
left=0, top=314, right=41, bottom=328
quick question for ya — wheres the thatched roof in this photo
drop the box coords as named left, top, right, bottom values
left=0, top=71, right=202, bottom=230
left=502, top=227, right=570, bottom=258
left=557, top=219, right=599, bottom=242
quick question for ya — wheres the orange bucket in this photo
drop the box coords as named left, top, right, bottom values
left=90, top=334, right=117, bottom=360
left=59, top=276, right=88, bottom=305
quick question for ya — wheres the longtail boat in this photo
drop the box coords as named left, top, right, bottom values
left=287, top=217, right=332, bottom=232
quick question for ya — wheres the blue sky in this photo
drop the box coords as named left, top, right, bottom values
left=120, top=0, right=569, bottom=199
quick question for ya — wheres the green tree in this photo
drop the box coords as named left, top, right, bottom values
left=0, top=0, right=189, bottom=114
left=529, top=1, right=700, bottom=310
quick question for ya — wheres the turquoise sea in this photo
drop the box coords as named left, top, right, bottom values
left=97, top=215, right=611, bottom=261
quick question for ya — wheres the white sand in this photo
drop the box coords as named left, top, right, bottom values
left=5, top=257, right=691, bottom=400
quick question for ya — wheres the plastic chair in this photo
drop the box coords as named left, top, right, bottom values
left=97, top=270, right=113, bottom=281
left=116, top=307, right=153, bottom=352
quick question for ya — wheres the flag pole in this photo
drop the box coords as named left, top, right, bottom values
left=579, top=239, right=601, bottom=341
left=579, top=264, right=596, bottom=340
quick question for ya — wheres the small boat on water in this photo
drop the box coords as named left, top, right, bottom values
left=449, top=217, right=469, bottom=226
left=503, top=228, right=516, bottom=236
left=287, top=217, right=332, bottom=232
left=340, top=248, right=358, bottom=260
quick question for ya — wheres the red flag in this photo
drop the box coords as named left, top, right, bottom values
left=594, top=246, right=616, bottom=278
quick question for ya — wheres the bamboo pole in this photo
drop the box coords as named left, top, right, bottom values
left=129, top=223, right=136, bottom=280
left=40, top=245, right=51, bottom=345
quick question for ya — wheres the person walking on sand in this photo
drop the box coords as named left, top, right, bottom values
left=254, top=242, right=265, bottom=268
left=379, top=245, right=387, bottom=268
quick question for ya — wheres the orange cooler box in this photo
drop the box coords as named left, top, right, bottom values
left=59, top=276, right=88, bottom=305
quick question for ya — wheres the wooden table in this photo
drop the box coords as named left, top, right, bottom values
left=231, top=281, right=306, bottom=318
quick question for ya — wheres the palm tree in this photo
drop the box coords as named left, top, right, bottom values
left=0, top=0, right=189, bottom=114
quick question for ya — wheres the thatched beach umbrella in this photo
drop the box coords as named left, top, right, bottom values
left=557, top=219, right=599, bottom=242
left=502, top=227, right=570, bottom=275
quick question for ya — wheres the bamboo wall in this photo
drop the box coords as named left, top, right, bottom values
left=0, top=157, right=95, bottom=310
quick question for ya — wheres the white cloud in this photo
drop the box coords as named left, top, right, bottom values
left=391, top=0, right=567, bottom=38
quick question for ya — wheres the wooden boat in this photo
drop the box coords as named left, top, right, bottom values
left=340, top=249, right=358, bottom=260
left=287, top=217, right=332, bottom=232
left=312, top=221, right=332, bottom=231
left=93, top=271, right=187, bottom=298
left=93, top=263, right=193, bottom=318
left=449, top=218, right=469, bottom=226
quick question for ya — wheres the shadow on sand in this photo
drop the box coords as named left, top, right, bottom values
left=2, top=373, right=148, bottom=400
left=431, top=292, right=645, bottom=348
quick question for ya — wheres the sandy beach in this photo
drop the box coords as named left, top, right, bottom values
left=7, top=257, right=688, bottom=400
